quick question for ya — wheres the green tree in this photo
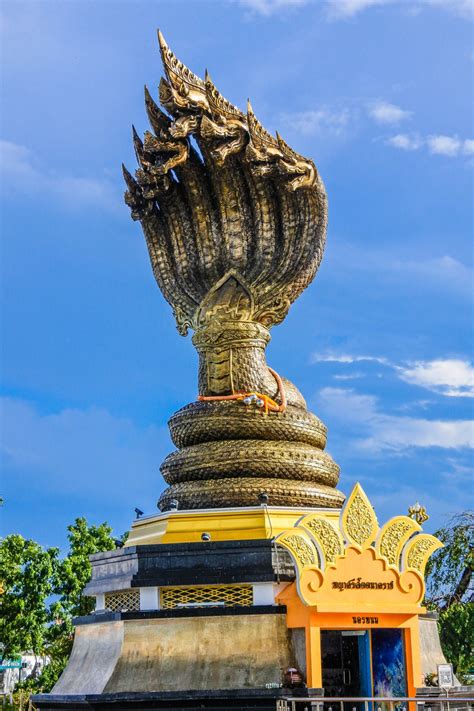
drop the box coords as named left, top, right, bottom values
left=1, top=517, right=125, bottom=694
left=425, top=511, right=474, bottom=681
left=42, top=518, right=120, bottom=690
left=51, top=517, right=117, bottom=624
left=0, top=535, right=58, bottom=663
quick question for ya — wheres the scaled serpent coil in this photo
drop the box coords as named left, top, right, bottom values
left=124, top=31, right=344, bottom=511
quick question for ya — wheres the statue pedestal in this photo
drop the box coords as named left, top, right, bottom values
left=33, top=534, right=319, bottom=710
left=33, top=496, right=454, bottom=709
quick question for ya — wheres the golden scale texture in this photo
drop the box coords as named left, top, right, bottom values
left=123, top=31, right=345, bottom=510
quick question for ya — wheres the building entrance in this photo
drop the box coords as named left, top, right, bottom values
left=321, top=629, right=407, bottom=707
left=321, top=630, right=370, bottom=706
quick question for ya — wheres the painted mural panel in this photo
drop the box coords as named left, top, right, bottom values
left=371, top=629, right=407, bottom=700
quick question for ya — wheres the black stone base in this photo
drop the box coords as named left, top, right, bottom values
left=74, top=604, right=287, bottom=626
left=32, top=687, right=323, bottom=711
left=84, top=539, right=295, bottom=596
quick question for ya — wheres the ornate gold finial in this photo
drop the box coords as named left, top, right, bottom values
left=124, top=32, right=343, bottom=511
left=408, top=502, right=429, bottom=524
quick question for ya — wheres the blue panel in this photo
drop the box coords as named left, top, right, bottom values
left=371, top=628, right=407, bottom=698
left=358, top=631, right=372, bottom=697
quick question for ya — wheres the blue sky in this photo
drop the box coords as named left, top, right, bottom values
left=1, top=0, right=473, bottom=551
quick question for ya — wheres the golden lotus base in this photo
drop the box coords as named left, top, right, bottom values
left=159, top=400, right=346, bottom=512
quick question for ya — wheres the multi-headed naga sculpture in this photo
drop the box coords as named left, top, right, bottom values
left=124, top=32, right=345, bottom=511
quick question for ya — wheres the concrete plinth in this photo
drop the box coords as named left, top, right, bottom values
left=33, top=607, right=314, bottom=710
left=51, top=610, right=294, bottom=695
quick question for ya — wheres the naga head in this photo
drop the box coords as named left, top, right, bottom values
left=123, top=30, right=328, bottom=338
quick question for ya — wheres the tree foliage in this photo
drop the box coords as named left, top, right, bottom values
left=425, top=511, right=473, bottom=681
left=437, top=602, right=474, bottom=681
left=51, top=518, right=117, bottom=631
left=0, top=536, right=58, bottom=663
left=0, top=517, right=123, bottom=693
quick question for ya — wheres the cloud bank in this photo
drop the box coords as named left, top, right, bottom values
left=317, top=387, right=474, bottom=452
left=368, top=101, right=412, bottom=125
left=0, top=139, right=121, bottom=213
left=324, top=0, right=473, bottom=20
left=237, top=0, right=474, bottom=20
left=0, top=397, right=168, bottom=500
left=387, top=133, right=473, bottom=157
left=280, top=108, right=352, bottom=137
left=312, top=354, right=474, bottom=398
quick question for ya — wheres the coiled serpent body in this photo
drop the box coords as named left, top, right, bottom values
left=159, top=398, right=345, bottom=511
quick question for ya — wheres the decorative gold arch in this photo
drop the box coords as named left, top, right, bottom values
left=276, top=483, right=443, bottom=610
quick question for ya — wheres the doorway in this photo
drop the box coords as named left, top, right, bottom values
left=321, top=629, right=406, bottom=707
left=321, top=630, right=370, bottom=708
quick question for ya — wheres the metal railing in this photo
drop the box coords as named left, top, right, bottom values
left=276, top=697, right=474, bottom=711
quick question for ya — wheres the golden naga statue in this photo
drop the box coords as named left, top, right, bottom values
left=123, top=31, right=345, bottom=511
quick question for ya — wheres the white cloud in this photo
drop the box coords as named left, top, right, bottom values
left=325, top=0, right=391, bottom=19
left=331, top=243, right=473, bottom=299
left=396, top=399, right=433, bottom=412
left=0, top=397, right=168, bottom=499
left=324, top=0, right=473, bottom=20
left=0, top=139, right=120, bottom=213
left=443, top=457, right=474, bottom=482
left=313, top=353, right=474, bottom=398
left=427, top=134, right=462, bottom=156
left=387, top=132, right=473, bottom=158
left=236, top=0, right=308, bottom=15
left=399, top=255, right=473, bottom=294
left=237, top=0, right=473, bottom=19
left=368, top=101, right=412, bottom=124
left=312, top=353, right=388, bottom=365
left=387, top=133, right=424, bottom=151
left=333, top=372, right=365, bottom=381
left=397, top=359, right=474, bottom=397
left=424, top=0, right=474, bottom=21
left=1, top=140, right=39, bottom=182
left=280, top=108, right=351, bottom=137
left=318, top=387, right=474, bottom=452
